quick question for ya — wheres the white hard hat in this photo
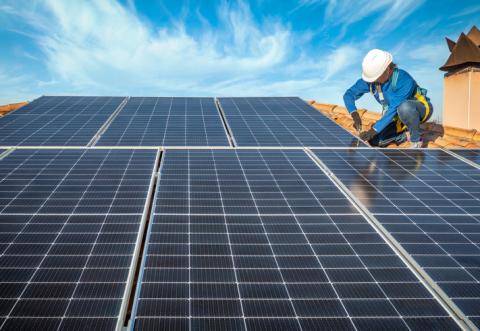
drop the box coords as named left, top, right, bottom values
left=362, top=49, right=393, bottom=82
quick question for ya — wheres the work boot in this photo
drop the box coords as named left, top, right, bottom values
left=409, top=140, right=423, bottom=148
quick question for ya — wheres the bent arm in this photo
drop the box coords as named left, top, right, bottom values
left=343, top=79, right=370, bottom=114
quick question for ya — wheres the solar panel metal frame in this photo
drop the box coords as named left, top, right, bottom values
left=447, top=149, right=480, bottom=170
left=87, top=97, right=131, bottom=147
left=116, top=148, right=160, bottom=330
left=128, top=151, right=165, bottom=331
left=0, top=150, right=10, bottom=160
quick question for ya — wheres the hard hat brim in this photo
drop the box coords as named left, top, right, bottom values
left=362, top=73, right=381, bottom=83
left=362, top=73, right=380, bottom=83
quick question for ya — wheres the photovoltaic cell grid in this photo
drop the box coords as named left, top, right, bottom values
left=133, top=149, right=458, bottom=331
left=451, top=149, right=480, bottom=166
left=97, top=97, right=230, bottom=146
left=0, top=149, right=157, bottom=330
left=218, top=97, right=364, bottom=147
left=313, top=148, right=480, bottom=328
left=0, top=96, right=125, bottom=146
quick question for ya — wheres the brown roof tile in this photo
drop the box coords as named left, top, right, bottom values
left=442, top=126, right=476, bottom=140
left=0, top=101, right=29, bottom=116
left=473, top=132, right=480, bottom=142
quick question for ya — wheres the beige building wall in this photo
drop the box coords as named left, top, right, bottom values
left=470, top=70, right=480, bottom=129
left=443, top=68, right=480, bottom=130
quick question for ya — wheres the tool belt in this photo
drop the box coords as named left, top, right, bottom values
left=395, top=87, right=431, bottom=133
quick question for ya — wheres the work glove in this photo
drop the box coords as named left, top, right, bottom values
left=359, top=128, right=377, bottom=142
left=351, top=111, right=362, bottom=132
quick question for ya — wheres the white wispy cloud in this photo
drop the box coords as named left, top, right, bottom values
left=450, top=4, right=480, bottom=19
left=2, top=0, right=291, bottom=92
left=0, top=68, right=38, bottom=104
left=0, top=0, right=446, bottom=119
left=0, top=0, right=365, bottom=105
left=296, top=0, right=425, bottom=36
left=323, top=45, right=362, bottom=80
left=369, top=0, right=426, bottom=33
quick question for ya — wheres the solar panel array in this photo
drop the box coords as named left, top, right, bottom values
left=0, top=96, right=124, bottom=146
left=313, top=148, right=480, bottom=328
left=0, top=95, right=478, bottom=330
left=452, top=149, right=480, bottom=166
left=218, top=97, right=364, bottom=147
left=132, top=149, right=459, bottom=330
left=0, top=149, right=157, bottom=330
left=97, top=97, right=230, bottom=146
left=0, top=96, right=364, bottom=148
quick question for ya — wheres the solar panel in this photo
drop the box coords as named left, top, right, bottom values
left=96, top=97, right=230, bottom=146
left=0, top=148, right=157, bottom=330
left=451, top=149, right=480, bottom=166
left=132, top=149, right=459, bottom=330
left=313, top=148, right=480, bottom=328
left=0, top=96, right=125, bottom=146
left=218, top=97, right=364, bottom=147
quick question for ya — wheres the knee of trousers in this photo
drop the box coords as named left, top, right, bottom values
left=397, top=101, right=417, bottom=122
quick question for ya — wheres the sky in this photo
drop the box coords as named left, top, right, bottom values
left=0, top=0, right=479, bottom=122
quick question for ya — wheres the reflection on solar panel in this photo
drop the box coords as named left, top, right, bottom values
left=0, top=149, right=157, bottom=330
left=97, top=97, right=230, bottom=146
left=218, top=97, right=363, bottom=147
left=0, top=96, right=124, bottom=146
left=132, top=149, right=459, bottom=330
left=451, top=149, right=480, bottom=165
left=313, top=148, right=480, bottom=328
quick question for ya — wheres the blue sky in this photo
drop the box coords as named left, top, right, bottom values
left=1, top=0, right=479, bottom=121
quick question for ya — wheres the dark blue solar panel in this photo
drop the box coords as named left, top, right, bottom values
left=218, top=97, right=364, bottom=147
left=97, top=97, right=230, bottom=146
left=0, top=149, right=157, bottom=330
left=451, top=149, right=480, bottom=166
left=0, top=96, right=125, bottom=146
left=132, top=149, right=459, bottom=330
left=314, top=148, right=480, bottom=328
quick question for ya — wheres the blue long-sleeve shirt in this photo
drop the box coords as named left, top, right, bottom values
left=343, top=68, right=417, bottom=132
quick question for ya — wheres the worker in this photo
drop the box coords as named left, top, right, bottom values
left=344, top=49, right=433, bottom=148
